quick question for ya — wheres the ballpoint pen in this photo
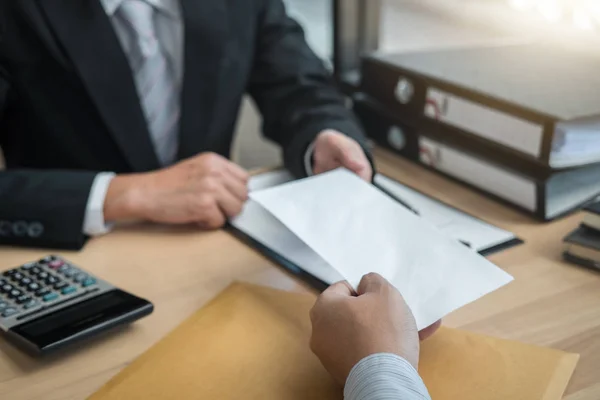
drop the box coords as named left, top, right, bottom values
left=372, top=181, right=420, bottom=216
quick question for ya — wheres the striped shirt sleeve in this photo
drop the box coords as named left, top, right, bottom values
left=344, top=353, right=431, bottom=400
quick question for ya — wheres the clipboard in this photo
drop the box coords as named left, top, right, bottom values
left=228, top=170, right=523, bottom=292
left=227, top=224, right=330, bottom=291
left=371, top=174, right=524, bottom=256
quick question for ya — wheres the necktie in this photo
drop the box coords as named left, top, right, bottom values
left=118, top=0, right=180, bottom=166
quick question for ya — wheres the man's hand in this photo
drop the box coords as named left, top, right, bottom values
left=310, top=273, right=440, bottom=386
left=104, top=153, right=249, bottom=228
left=313, top=130, right=373, bottom=181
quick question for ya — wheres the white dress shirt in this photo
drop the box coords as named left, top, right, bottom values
left=84, top=0, right=183, bottom=235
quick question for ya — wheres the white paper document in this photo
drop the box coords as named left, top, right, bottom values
left=247, top=169, right=513, bottom=330
left=373, top=175, right=518, bottom=253
left=232, top=170, right=344, bottom=284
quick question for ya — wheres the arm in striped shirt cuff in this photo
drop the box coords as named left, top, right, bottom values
left=344, top=353, right=431, bottom=400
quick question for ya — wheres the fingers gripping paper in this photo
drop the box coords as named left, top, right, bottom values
left=250, top=169, right=513, bottom=330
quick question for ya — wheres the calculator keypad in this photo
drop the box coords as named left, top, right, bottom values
left=0, top=255, right=99, bottom=319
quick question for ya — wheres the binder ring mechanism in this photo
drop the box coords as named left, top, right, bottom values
left=394, top=77, right=414, bottom=104
left=387, top=126, right=406, bottom=151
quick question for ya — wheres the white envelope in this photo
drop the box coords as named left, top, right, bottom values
left=250, top=168, right=513, bottom=330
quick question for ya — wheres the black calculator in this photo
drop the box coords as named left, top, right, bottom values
left=0, top=255, right=153, bottom=356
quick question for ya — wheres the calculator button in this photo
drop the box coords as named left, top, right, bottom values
left=28, top=282, right=41, bottom=292
left=0, top=279, right=6, bottom=286
left=3, top=269, right=18, bottom=277
left=74, top=273, right=88, bottom=283
left=49, top=260, right=65, bottom=269
left=58, top=265, right=70, bottom=273
left=1, top=284, right=13, bottom=293
left=16, top=295, right=32, bottom=304
left=19, top=277, right=33, bottom=287
left=45, top=275, right=59, bottom=285
left=63, top=269, right=78, bottom=278
left=9, top=289, right=22, bottom=299
left=12, top=272, right=24, bottom=281
left=2, top=308, right=19, bottom=318
left=35, top=287, right=51, bottom=297
left=42, top=292, right=59, bottom=302
left=37, top=272, right=49, bottom=280
left=23, top=300, right=39, bottom=309
left=30, top=267, right=42, bottom=275
left=82, top=278, right=97, bottom=287
left=21, top=263, right=36, bottom=271
left=61, top=286, right=77, bottom=295
left=54, top=282, right=69, bottom=290
left=39, top=256, right=56, bottom=264
left=0, top=301, right=8, bottom=310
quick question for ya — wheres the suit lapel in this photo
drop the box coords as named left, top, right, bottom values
left=177, top=0, right=228, bottom=159
left=19, top=0, right=70, bottom=68
left=38, top=0, right=161, bottom=172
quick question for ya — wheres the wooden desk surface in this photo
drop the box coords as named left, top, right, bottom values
left=1, top=149, right=599, bottom=400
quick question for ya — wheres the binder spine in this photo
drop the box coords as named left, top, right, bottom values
left=360, top=58, right=427, bottom=127
left=353, top=93, right=420, bottom=159
left=360, top=56, right=556, bottom=166
left=354, top=96, right=547, bottom=220
left=417, top=137, right=538, bottom=213
left=423, top=88, right=545, bottom=158
left=355, top=93, right=552, bottom=178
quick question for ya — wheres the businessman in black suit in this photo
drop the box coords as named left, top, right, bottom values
left=0, top=0, right=372, bottom=249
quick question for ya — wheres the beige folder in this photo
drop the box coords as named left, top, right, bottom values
left=90, top=283, right=579, bottom=400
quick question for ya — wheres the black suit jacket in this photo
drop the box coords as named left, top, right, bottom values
left=0, top=0, right=368, bottom=249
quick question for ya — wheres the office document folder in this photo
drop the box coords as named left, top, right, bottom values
left=89, top=283, right=579, bottom=400
left=229, top=170, right=522, bottom=284
left=355, top=95, right=600, bottom=221
left=360, top=43, right=600, bottom=169
left=247, top=169, right=512, bottom=330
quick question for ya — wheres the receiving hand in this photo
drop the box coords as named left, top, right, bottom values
left=309, top=273, right=440, bottom=385
left=104, top=152, right=249, bottom=228
left=313, top=130, right=373, bottom=182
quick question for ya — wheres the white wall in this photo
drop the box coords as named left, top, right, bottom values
left=230, top=98, right=282, bottom=170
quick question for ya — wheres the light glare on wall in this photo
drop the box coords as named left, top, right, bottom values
left=573, top=8, right=595, bottom=30
left=537, top=1, right=563, bottom=22
left=508, top=0, right=599, bottom=31
left=508, top=0, right=535, bottom=10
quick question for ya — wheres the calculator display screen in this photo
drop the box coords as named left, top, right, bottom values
left=11, top=290, right=150, bottom=349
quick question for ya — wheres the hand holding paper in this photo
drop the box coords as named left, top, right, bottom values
left=90, top=283, right=579, bottom=400
left=250, top=168, right=513, bottom=330
left=310, top=273, right=422, bottom=385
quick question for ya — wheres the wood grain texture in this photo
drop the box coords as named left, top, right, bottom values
left=1, top=148, right=599, bottom=399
